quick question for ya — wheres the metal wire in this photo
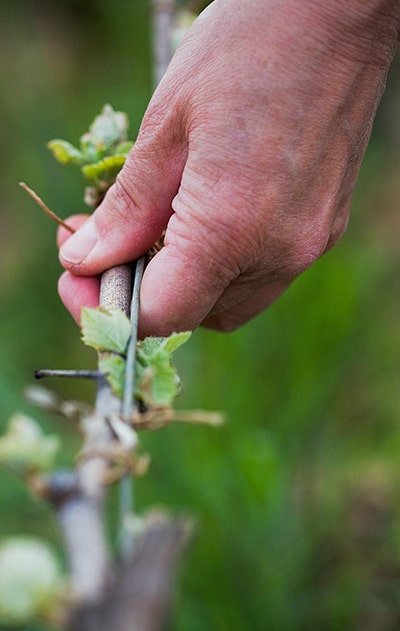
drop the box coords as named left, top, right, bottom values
left=122, top=256, right=146, bottom=419
left=118, top=256, right=146, bottom=558
left=34, top=369, right=102, bottom=380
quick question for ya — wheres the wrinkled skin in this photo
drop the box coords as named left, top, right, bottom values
left=58, top=0, right=400, bottom=337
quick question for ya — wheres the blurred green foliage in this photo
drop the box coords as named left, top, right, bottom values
left=1, top=1, right=400, bottom=630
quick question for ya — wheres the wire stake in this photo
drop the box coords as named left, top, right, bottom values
left=118, top=256, right=146, bottom=558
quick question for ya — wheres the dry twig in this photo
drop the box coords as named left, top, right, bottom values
left=19, top=181, right=75, bottom=233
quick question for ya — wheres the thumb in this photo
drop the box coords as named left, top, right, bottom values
left=59, top=114, right=187, bottom=275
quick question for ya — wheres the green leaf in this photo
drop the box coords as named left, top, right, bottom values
left=87, top=104, right=129, bottom=147
left=99, top=355, right=126, bottom=399
left=136, top=356, right=180, bottom=408
left=47, top=139, right=83, bottom=165
left=137, top=337, right=164, bottom=356
left=99, top=341, right=184, bottom=407
left=160, top=331, right=192, bottom=354
left=113, top=140, right=134, bottom=155
left=79, top=135, right=105, bottom=164
left=136, top=332, right=191, bottom=407
left=81, top=154, right=127, bottom=181
left=81, top=307, right=131, bottom=354
left=47, top=105, right=135, bottom=210
left=139, top=331, right=192, bottom=358
left=80, top=306, right=191, bottom=405
left=0, top=414, right=60, bottom=474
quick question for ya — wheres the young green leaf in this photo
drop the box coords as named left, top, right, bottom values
left=99, top=355, right=126, bottom=399
left=81, top=307, right=132, bottom=354
left=81, top=154, right=127, bottom=182
left=136, top=354, right=181, bottom=408
left=138, top=331, right=192, bottom=358
left=48, top=104, right=134, bottom=208
left=160, top=331, right=192, bottom=354
left=88, top=104, right=129, bottom=148
left=113, top=140, right=134, bottom=155
left=80, top=306, right=191, bottom=407
left=47, top=139, right=83, bottom=165
left=136, top=332, right=191, bottom=407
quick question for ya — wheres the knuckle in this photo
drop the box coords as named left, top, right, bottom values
left=166, top=208, right=245, bottom=285
left=281, top=210, right=349, bottom=277
left=326, top=209, right=350, bottom=251
left=109, top=172, right=139, bottom=225
left=265, top=225, right=330, bottom=280
left=287, top=236, right=328, bottom=276
left=202, top=312, right=242, bottom=334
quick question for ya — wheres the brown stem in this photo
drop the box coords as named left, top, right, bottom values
left=19, top=182, right=75, bottom=233
left=67, top=513, right=192, bottom=631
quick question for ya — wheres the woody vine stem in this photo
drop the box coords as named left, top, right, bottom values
left=60, top=0, right=178, bottom=613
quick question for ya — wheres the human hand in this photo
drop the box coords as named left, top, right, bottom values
left=58, top=0, right=399, bottom=336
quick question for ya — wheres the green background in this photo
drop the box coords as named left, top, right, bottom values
left=1, top=1, right=400, bottom=629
